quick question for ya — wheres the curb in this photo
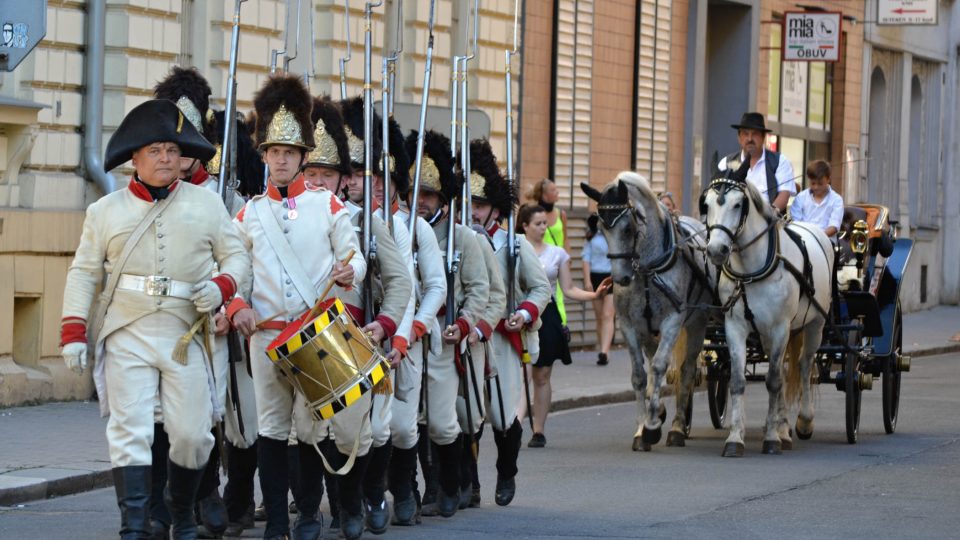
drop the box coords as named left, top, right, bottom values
left=0, top=469, right=112, bottom=507
left=907, top=343, right=960, bottom=358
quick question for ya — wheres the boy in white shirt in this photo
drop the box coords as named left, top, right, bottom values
left=790, top=159, right=844, bottom=238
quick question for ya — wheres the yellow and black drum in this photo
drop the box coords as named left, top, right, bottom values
left=265, top=299, right=390, bottom=421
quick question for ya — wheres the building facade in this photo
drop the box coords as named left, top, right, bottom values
left=0, top=0, right=956, bottom=405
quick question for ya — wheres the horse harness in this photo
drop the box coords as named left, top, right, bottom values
left=598, top=200, right=717, bottom=336
left=702, top=178, right=830, bottom=347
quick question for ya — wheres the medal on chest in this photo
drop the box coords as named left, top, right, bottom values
left=284, top=197, right=299, bottom=220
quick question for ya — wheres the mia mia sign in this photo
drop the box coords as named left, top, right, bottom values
left=782, top=12, right=841, bottom=62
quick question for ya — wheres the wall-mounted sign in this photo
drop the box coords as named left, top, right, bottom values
left=0, top=0, right=47, bottom=72
left=878, top=0, right=938, bottom=25
left=783, top=11, right=841, bottom=62
left=780, top=60, right=808, bottom=127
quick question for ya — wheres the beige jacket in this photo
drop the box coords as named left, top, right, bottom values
left=430, top=218, right=489, bottom=330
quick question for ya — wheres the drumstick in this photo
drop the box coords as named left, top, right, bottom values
left=301, top=249, right=356, bottom=327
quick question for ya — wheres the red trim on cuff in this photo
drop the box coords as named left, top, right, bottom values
left=391, top=336, right=409, bottom=357
left=455, top=318, right=471, bottom=343
left=476, top=319, right=493, bottom=340
left=60, top=321, right=87, bottom=346
left=211, top=275, right=236, bottom=306
left=518, top=301, right=540, bottom=324
left=375, top=314, right=398, bottom=338
left=412, top=320, right=428, bottom=340
left=226, top=297, right=250, bottom=322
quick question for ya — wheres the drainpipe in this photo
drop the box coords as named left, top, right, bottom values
left=82, top=0, right=116, bottom=194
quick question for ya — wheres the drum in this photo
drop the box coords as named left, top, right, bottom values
left=265, top=298, right=390, bottom=421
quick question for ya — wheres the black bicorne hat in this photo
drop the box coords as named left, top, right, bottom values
left=464, top=138, right=514, bottom=218
left=405, top=129, right=459, bottom=203
left=105, top=99, right=216, bottom=171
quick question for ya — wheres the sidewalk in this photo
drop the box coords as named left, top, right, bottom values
left=2, top=306, right=958, bottom=506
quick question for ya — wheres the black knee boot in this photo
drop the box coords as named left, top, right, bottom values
left=320, top=440, right=341, bottom=530
left=335, top=450, right=371, bottom=540
left=459, top=433, right=477, bottom=509
left=493, top=418, right=522, bottom=506
left=387, top=445, right=419, bottom=525
left=149, top=424, right=171, bottom=540
left=416, top=427, right=438, bottom=511
left=362, top=442, right=392, bottom=534
left=164, top=460, right=205, bottom=540
left=257, top=436, right=291, bottom=539
left=114, top=466, right=152, bottom=540
left=223, top=440, right=257, bottom=536
left=434, top=435, right=461, bottom=518
left=287, top=442, right=301, bottom=514
left=196, top=440, right=227, bottom=538
left=291, top=442, right=323, bottom=540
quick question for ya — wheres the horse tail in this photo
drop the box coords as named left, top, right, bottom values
left=671, top=326, right=688, bottom=397
left=784, top=331, right=805, bottom=406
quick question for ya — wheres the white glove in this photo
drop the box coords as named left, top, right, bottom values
left=191, top=281, right=223, bottom=313
left=62, top=342, right=88, bottom=375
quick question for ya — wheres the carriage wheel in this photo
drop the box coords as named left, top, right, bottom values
left=707, top=354, right=730, bottom=429
left=844, top=349, right=862, bottom=444
left=882, top=304, right=903, bottom=434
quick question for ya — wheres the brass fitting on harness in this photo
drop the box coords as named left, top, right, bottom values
left=851, top=220, right=868, bottom=255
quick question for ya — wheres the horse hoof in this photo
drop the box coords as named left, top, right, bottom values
left=641, top=426, right=662, bottom=446
left=795, top=419, right=814, bottom=440
left=665, top=431, right=686, bottom=447
left=632, top=436, right=652, bottom=452
left=722, top=442, right=744, bottom=457
left=781, top=438, right=793, bottom=451
left=761, top=440, right=782, bottom=455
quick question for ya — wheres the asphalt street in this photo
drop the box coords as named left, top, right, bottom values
left=2, top=353, right=958, bottom=540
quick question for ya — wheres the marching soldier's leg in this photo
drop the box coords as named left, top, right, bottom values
left=423, top=343, right=463, bottom=519
left=222, top=341, right=259, bottom=537
left=196, top=334, right=230, bottom=538
left=149, top=422, right=171, bottom=539
left=328, top=392, right=374, bottom=540
left=363, top=394, right=393, bottom=534
left=290, top=396, right=326, bottom=540
left=103, top=326, right=164, bottom=540
left=249, top=331, right=297, bottom=539
left=455, top=342, right=486, bottom=509
left=490, top=334, right=523, bottom=506
left=388, top=344, right=423, bottom=526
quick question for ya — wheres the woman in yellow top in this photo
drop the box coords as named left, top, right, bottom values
left=527, top=178, right=568, bottom=324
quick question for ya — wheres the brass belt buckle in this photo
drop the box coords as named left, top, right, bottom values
left=145, top=275, right=171, bottom=296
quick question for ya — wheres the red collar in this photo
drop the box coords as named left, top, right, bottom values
left=486, top=223, right=500, bottom=236
left=188, top=166, right=209, bottom=186
left=127, top=176, right=180, bottom=203
left=266, top=176, right=307, bottom=201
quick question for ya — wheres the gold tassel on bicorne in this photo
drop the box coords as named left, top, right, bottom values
left=172, top=315, right=209, bottom=365
left=372, top=374, right=392, bottom=396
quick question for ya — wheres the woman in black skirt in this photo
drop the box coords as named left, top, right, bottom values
left=516, top=204, right=612, bottom=448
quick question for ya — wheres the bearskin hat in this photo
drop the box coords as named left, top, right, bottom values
left=339, top=96, right=383, bottom=175
left=153, top=66, right=215, bottom=142
left=305, top=95, right=351, bottom=174
left=465, top=138, right=514, bottom=218
left=405, top=129, right=460, bottom=203
left=387, top=117, right=411, bottom=195
left=253, top=74, right=314, bottom=151
left=206, top=109, right=266, bottom=197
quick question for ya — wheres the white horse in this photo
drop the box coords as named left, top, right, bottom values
left=582, top=172, right=716, bottom=451
left=700, top=159, right=833, bottom=456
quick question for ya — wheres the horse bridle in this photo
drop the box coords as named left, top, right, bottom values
left=702, top=177, right=750, bottom=243
left=597, top=201, right=679, bottom=275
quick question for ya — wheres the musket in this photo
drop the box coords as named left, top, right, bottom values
left=362, top=0, right=383, bottom=325
left=381, top=0, right=402, bottom=237
left=504, top=0, right=534, bottom=431
left=338, top=0, right=352, bottom=99
left=217, top=0, right=247, bottom=208
left=407, top=0, right=436, bottom=240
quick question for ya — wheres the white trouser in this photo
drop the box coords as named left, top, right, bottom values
left=486, top=333, right=523, bottom=432
left=421, top=339, right=462, bottom=445
left=104, top=313, right=214, bottom=469
left=388, top=342, right=423, bottom=450
left=224, top=341, right=259, bottom=449
left=250, top=329, right=372, bottom=455
left=455, top=342, right=486, bottom=436
left=370, top=393, right=393, bottom=448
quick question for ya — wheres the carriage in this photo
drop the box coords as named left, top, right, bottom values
left=701, top=202, right=913, bottom=444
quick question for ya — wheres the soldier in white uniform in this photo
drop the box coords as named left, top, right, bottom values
left=60, top=98, right=249, bottom=540
left=467, top=139, right=551, bottom=507
left=410, top=130, right=490, bottom=519
left=227, top=75, right=366, bottom=540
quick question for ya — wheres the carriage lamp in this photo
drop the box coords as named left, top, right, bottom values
left=897, top=353, right=912, bottom=373
left=851, top=220, right=869, bottom=255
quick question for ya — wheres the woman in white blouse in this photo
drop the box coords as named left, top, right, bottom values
left=516, top=204, right=611, bottom=448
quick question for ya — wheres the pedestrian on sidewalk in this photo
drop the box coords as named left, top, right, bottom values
left=516, top=204, right=612, bottom=448
left=526, top=178, right=569, bottom=326
left=582, top=213, right=616, bottom=366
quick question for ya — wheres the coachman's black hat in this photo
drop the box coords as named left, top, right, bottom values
left=104, top=99, right=216, bottom=171
left=730, top=112, right=772, bottom=133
